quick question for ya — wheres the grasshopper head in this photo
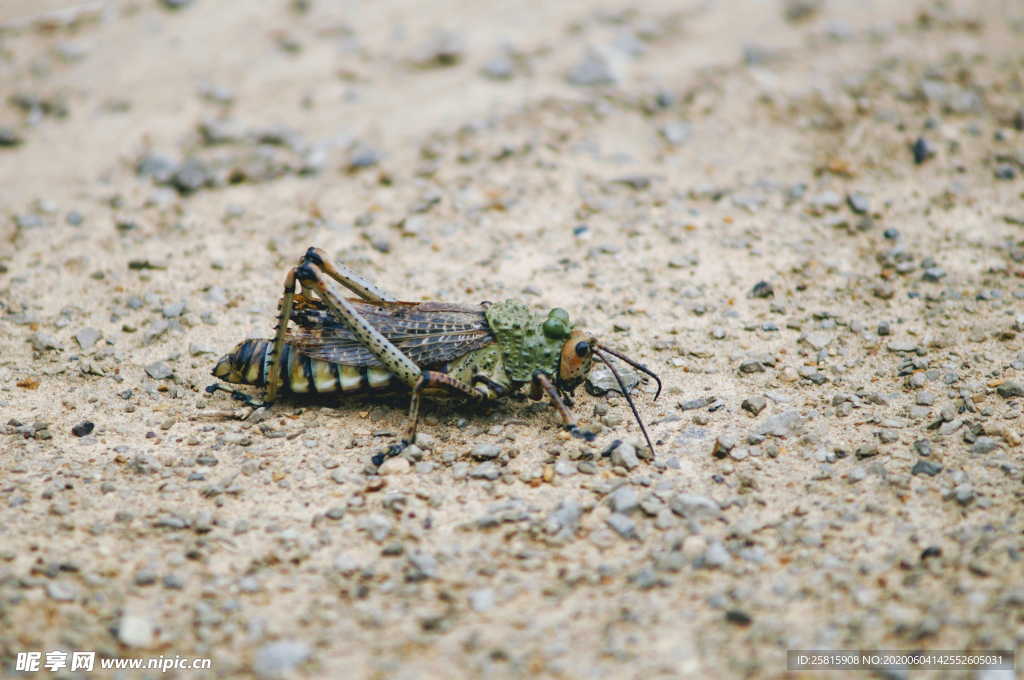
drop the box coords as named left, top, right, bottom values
left=557, top=329, right=596, bottom=392
left=557, top=320, right=664, bottom=458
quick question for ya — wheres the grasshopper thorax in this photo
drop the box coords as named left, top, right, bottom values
left=485, top=301, right=583, bottom=385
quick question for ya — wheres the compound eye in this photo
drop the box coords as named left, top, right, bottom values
left=575, top=341, right=590, bottom=358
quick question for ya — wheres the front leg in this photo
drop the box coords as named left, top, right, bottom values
left=531, top=371, right=595, bottom=442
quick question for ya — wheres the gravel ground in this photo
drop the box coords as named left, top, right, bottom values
left=2, top=0, right=1023, bottom=678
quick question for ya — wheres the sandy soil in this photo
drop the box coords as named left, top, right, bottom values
left=2, top=0, right=1023, bottom=678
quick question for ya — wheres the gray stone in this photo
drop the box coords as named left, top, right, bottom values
left=30, top=331, right=62, bottom=352
left=810, top=190, right=842, bottom=211
left=406, top=552, right=438, bottom=580
left=145, top=361, right=173, bottom=380
left=118, top=614, right=154, bottom=648
left=702, top=542, right=731, bottom=568
left=755, top=410, right=803, bottom=438
left=74, top=327, right=101, bottom=349
left=712, top=434, right=737, bottom=457
left=911, top=460, right=942, bottom=476
left=47, top=581, right=77, bottom=601
left=609, top=485, right=639, bottom=514
left=481, top=52, right=515, bottom=80
left=803, top=331, right=833, bottom=350
left=847, top=191, right=870, bottom=214
left=567, top=49, right=618, bottom=86
left=587, top=366, right=639, bottom=395
left=547, top=498, right=582, bottom=536
left=189, top=342, right=216, bottom=356
left=611, top=442, right=640, bottom=470
left=996, top=381, right=1024, bottom=398
left=798, top=366, right=828, bottom=384
left=971, top=437, right=1000, bottom=454
left=606, top=513, right=637, bottom=539
left=741, top=396, right=767, bottom=416
left=470, top=462, right=501, bottom=480
left=680, top=397, right=711, bottom=411
left=953, top=484, right=974, bottom=506
left=469, top=588, right=496, bottom=612
left=253, top=640, right=311, bottom=678
left=669, top=493, right=720, bottom=518
left=470, top=443, right=501, bottom=460
left=659, top=121, right=691, bottom=145
left=554, top=459, right=576, bottom=476
left=377, top=455, right=410, bottom=476
left=739, top=359, right=765, bottom=373
left=162, top=301, right=186, bottom=318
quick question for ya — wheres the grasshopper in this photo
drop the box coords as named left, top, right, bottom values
left=209, top=247, right=661, bottom=463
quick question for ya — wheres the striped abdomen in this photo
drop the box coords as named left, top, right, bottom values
left=212, top=338, right=397, bottom=394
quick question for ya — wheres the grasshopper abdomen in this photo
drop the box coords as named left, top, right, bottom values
left=213, top=338, right=397, bottom=395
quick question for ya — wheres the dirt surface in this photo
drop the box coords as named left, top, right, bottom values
left=2, top=0, right=1024, bottom=678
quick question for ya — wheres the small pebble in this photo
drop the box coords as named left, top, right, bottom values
left=470, top=462, right=501, bottom=480
left=253, top=640, right=311, bottom=678
left=71, top=421, right=94, bottom=437
left=911, top=460, right=942, bottom=476
left=741, top=396, right=766, bottom=416
left=847, top=191, right=870, bottom=214
left=469, top=588, right=496, bottom=612
left=145, top=361, right=173, bottom=380
left=47, top=581, right=76, bottom=601
left=470, top=443, right=501, bottom=460
left=378, top=457, right=410, bottom=475
left=0, top=127, right=23, bottom=147
left=996, top=381, right=1023, bottom=398
left=702, top=542, right=730, bottom=568
left=609, top=485, right=639, bottom=514
left=75, top=327, right=101, bottom=349
left=911, top=137, right=934, bottom=164
left=481, top=51, right=515, bottom=80
left=953, top=484, right=974, bottom=506
left=606, top=513, right=637, bottom=539
left=567, top=49, right=618, bottom=86
left=971, top=437, right=999, bottom=454
left=118, top=614, right=154, bottom=648
left=610, top=442, right=640, bottom=470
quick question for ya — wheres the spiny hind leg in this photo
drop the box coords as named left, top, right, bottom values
left=295, top=261, right=423, bottom=387
left=299, top=247, right=397, bottom=303
left=293, top=261, right=431, bottom=459
left=267, top=247, right=395, bottom=402
left=264, top=267, right=298, bottom=403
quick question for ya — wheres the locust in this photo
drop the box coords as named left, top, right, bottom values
left=208, top=247, right=661, bottom=464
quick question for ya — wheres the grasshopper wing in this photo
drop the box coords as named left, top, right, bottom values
left=287, top=298, right=494, bottom=368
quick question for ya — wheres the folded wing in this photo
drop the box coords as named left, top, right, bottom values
left=286, top=296, right=494, bottom=368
